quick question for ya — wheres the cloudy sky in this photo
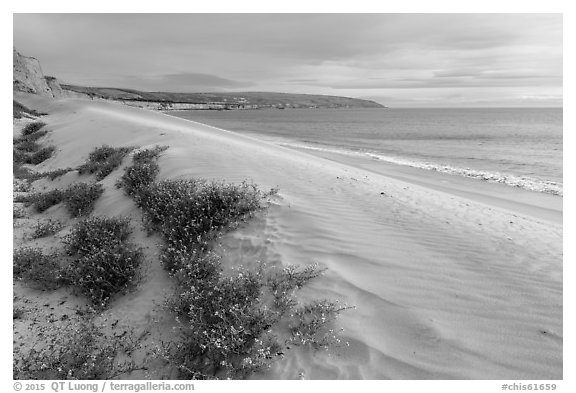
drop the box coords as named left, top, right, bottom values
left=13, top=13, right=562, bottom=107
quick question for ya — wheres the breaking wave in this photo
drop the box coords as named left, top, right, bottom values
left=279, top=142, right=563, bottom=196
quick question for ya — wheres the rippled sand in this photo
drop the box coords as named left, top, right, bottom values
left=14, top=94, right=562, bottom=379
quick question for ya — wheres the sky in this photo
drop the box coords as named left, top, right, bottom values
left=13, top=13, right=562, bottom=107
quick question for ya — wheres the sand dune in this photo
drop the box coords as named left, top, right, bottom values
left=14, top=93, right=562, bottom=379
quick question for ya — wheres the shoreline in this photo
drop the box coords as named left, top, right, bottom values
left=286, top=146, right=563, bottom=224
left=163, top=108, right=563, bottom=197
left=13, top=94, right=563, bottom=379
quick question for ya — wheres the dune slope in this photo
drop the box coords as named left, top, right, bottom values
left=14, top=94, right=562, bottom=380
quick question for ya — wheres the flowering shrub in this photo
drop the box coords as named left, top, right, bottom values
left=137, top=179, right=268, bottom=249
left=14, top=138, right=41, bottom=153
left=64, top=216, right=142, bottom=307
left=15, top=182, right=103, bottom=216
left=13, top=316, right=137, bottom=380
left=13, top=121, right=54, bottom=166
left=64, top=216, right=132, bottom=255
left=42, top=168, right=75, bottom=180
left=63, top=183, right=104, bottom=217
left=21, top=189, right=65, bottom=212
left=13, top=247, right=63, bottom=290
left=21, top=122, right=46, bottom=136
left=13, top=205, right=27, bottom=219
left=23, top=146, right=56, bottom=165
left=117, top=161, right=160, bottom=196
left=116, top=145, right=168, bottom=196
left=288, top=300, right=351, bottom=349
left=132, top=145, right=169, bottom=164
left=118, top=145, right=349, bottom=379
left=78, top=145, right=134, bottom=181
left=30, top=218, right=64, bottom=239
left=16, top=129, right=49, bottom=143
left=14, top=167, right=74, bottom=182
left=13, top=101, right=44, bottom=119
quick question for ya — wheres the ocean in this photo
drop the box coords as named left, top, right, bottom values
left=167, top=108, right=563, bottom=195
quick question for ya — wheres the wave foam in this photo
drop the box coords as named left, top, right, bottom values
left=279, top=142, right=563, bottom=196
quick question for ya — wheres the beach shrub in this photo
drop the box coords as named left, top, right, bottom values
left=117, top=160, right=160, bottom=196
left=13, top=121, right=52, bottom=167
left=13, top=247, right=63, bottom=290
left=132, top=145, right=169, bottom=164
left=136, top=179, right=268, bottom=249
left=64, top=216, right=132, bottom=256
left=116, top=145, right=168, bottom=196
left=24, top=189, right=65, bottom=212
left=119, top=146, right=349, bottom=379
left=66, top=245, right=143, bottom=307
left=168, top=268, right=282, bottom=379
left=266, top=264, right=326, bottom=313
left=78, top=145, right=135, bottom=181
left=13, top=149, right=28, bottom=166
left=17, top=183, right=103, bottom=216
left=64, top=216, right=142, bottom=307
left=21, top=122, right=46, bottom=136
left=288, top=300, right=350, bottom=349
left=63, top=182, right=104, bottom=217
left=14, top=139, right=41, bottom=153
left=42, top=168, right=75, bottom=180
left=13, top=317, right=137, bottom=380
left=13, top=306, right=24, bottom=320
left=24, top=146, right=56, bottom=165
left=13, top=178, right=32, bottom=193
left=13, top=205, right=27, bottom=219
left=17, top=129, right=49, bottom=143
left=13, top=167, right=74, bottom=182
left=30, top=218, right=63, bottom=239
left=162, top=262, right=348, bottom=379
left=13, top=101, right=44, bottom=119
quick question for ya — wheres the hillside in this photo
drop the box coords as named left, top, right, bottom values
left=13, top=48, right=65, bottom=98
left=61, top=85, right=385, bottom=110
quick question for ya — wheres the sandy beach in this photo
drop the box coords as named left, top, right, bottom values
left=13, top=93, right=562, bottom=379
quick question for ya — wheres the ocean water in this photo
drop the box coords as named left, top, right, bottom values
left=167, top=108, right=563, bottom=195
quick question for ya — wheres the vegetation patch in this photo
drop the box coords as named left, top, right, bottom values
left=14, top=139, right=41, bottom=153
left=13, top=167, right=74, bottom=182
left=16, top=182, right=103, bottom=216
left=13, top=205, right=27, bottom=219
left=63, top=182, right=104, bottom=217
left=137, top=179, right=270, bottom=249
left=162, top=262, right=349, bottom=379
left=13, top=247, right=63, bottom=290
left=78, top=145, right=134, bottom=181
left=116, top=146, right=168, bottom=196
left=13, top=122, right=55, bottom=166
left=30, top=218, right=64, bottom=239
left=64, top=217, right=142, bottom=307
left=132, top=145, right=169, bottom=164
left=24, top=146, right=56, bottom=165
left=17, top=189, right=65, bottom=213
left=13, top=316, right=138, bottom=379
left=64, top=216, right=132, bottom=256
left=21, top=122, right=47, bottom=136
left=13, top=101, right=45, bottom=119
left=119, top=147, right=349, bottom=379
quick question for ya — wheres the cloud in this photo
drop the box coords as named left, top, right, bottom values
left=13, top=13, right=562, bottom=106
left=131, top=73, right=254, bottom=91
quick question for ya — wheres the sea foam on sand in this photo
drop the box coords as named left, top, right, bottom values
left=14, top=94, right=562, bottom=379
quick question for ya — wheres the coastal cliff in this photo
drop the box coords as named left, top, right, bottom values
left=14, top=48, right=385, bottom=110
left=13, top=48, right=66, bottom=98
left=62, top=85, right=386, bottom=110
